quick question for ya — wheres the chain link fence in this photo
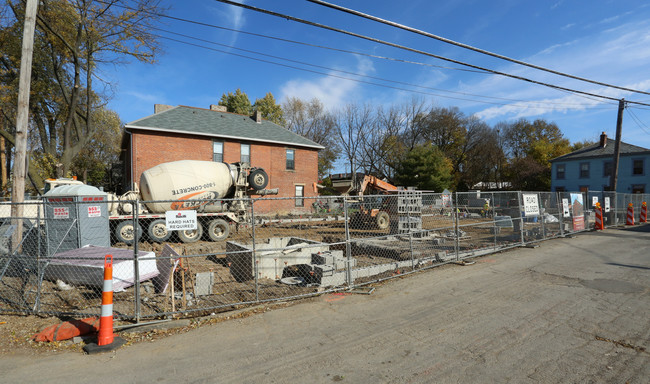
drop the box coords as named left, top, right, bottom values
left=1, top=191, right=648, bottom=320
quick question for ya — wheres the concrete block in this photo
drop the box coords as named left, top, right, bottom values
left=195, top=272, right=214, bottom=296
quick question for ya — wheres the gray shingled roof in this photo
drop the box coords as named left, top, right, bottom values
left=124, top=106, right=324, bottom=149
left=551, top=141, right=650, bottom=162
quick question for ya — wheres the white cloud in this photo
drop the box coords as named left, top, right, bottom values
left=466, top=19, right=650, bottom=122
left=278, top=57, right=375, bottom=110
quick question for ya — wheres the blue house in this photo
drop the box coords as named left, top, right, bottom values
left=550, top=132, right=650, bottom=193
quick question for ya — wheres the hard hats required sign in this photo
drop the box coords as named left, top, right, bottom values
left=165, top=210, right=198, bottom=230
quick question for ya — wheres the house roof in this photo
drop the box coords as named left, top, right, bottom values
left=124, top=106, right=325, bottom=150
left=551, top=141, right=650, bottom=162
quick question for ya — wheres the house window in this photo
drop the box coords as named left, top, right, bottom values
left=556, top=164, right=565, bottom=180
left=555, top=186, right=566, bottom=192
left=633, top=159, right=644, bottom=175
left=286, top=149, right=295, bottom=170
left=295, top=185, right=304, bottom=207
left=241, top=143, right=250, bottom=164
left=579, top=185, right=589, bottom=193
left=632, top=184, right=645, bottom=194
left=603, top=161, right=613, bottom=178
left=213, top=141, right=223, bottom=162
left=579, top=162, right=590, bottom=178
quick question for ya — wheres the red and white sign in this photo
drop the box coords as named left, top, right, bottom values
left=53, top=207, right=70, bottom=219
left=88, top=206, right=101, bottom=217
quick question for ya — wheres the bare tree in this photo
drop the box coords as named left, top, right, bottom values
left=283, top=97, right=338, bottom=177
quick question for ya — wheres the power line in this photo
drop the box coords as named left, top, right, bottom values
left=626, top=107, right=650, bottom=135
left=151, top=26, right=612, bottom=109
left=93, top=0, right=486, bottom=76
left=307, top=0, right=650, bottom=97
left=214, top=0, right=650, bottom=107
left=156, top=34, right=555, bottom=108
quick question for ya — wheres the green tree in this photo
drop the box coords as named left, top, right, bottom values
left=70, top=108, right=122, bottom=189
left=0, top=0, right=165, bottom=188
left=219, top=88, right=252, bottom=115
left=571, top=139, right=596, bottom=151
left=393, top=144, right=453, bottom=191
left=253, top=92, right=285, bottom=125
left=501, top=118, right=571, bottom=190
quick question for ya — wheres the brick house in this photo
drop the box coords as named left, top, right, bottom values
left=121, top=105, right=323, bottom=214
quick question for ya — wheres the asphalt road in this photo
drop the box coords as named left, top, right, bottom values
left=2, top=226, right=649, bottom=383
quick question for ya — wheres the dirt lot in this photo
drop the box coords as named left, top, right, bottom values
left=0, top=215, right=535, bottom=354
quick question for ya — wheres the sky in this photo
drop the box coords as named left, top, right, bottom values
left=104, top=0, right=650, bottom=172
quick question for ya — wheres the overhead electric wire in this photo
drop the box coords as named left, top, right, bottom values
left=151, top=26, right=610, bottom=109
left=626, top=108, right=650, bottom=135
left=307, top=0, right=650, bottom=97
left=214, top=0, right=650, bottom=107
left=94, top=0, right=486, bottom=75
left=155, top=34, right=545, bottom=108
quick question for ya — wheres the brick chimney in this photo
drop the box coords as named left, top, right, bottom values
left=210, top=104, right=227, bottom=112
left=154, top=104, right=173, bottom=114
left=253, top=110, right=262, bottom=123
left=600, top=131, right=607, bottom=148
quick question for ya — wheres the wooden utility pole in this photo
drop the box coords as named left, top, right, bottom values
left=11, top=0, right=39, bottom=251
left=609, top=99, right=625, bottom=192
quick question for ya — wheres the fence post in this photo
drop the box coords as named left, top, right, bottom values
left=491, top=192, right=497, bottom=250
left=251, top=199, right=259, bottom=302
left=343, top=197, right=352, bottom=287
left=407, top=196, right=414, bottom=270
left=517, top=191, right=525, bottom=246
left=454, top=192, right=459, bottom=261
left=35, top=204, right=42, bottom=313
left=557, top=192, right=564, bottom=237
left=133, top=201, right=140, bottom=323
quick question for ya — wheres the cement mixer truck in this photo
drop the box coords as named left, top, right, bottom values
left=107, top=160, right=276, bottom=244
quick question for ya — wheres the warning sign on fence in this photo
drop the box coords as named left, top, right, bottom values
left=522, top=194, right=540, bottom=216
left=165, top=210, right=198, bottom=230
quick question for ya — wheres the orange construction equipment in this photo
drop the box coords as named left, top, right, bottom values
left=626, top=203, right=635, bottom=226
left=98, top=254, right=115, bottom=346
left=641, top=202, right=647, bottom=223
left=594, top=203, right=604, bottom=230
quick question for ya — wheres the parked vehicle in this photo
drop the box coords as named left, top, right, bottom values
left=107, top=160, right=276, bottom=244
left=1, top=160, right=276, bottom=245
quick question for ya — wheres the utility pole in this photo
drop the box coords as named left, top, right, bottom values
left=609, top=99, right=625, bottom=192
left=11, top=0, right=39, bottom=251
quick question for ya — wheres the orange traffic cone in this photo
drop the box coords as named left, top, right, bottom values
left=83, top=255, right=125, bottom=354
left=626, top=203, right=635, bottom=226
left=641, top=202, right=647, bottom=223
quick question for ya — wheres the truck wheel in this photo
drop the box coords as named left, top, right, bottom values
left=376, top=211, right=390, bottom=230
left=115, top=221, right=142, bottom=245
left=248, top=168, right=268, bottom=190
left=178, top=222, right=203, bottom=243
left=207, top=219, right=230, bottom=241
left=148, top=219, right=171, bottom=242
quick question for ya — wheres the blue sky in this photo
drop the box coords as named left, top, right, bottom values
left=105, top=0, right=650, bottom=168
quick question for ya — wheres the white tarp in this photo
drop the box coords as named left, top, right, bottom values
left=44, top=245, right=159, bottom=292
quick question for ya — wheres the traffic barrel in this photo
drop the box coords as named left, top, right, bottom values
left=641, top=202, right=647, bottom=223
left=626, top=203, right=635, bottom=226
left=595, top=203, right=604, bottom=230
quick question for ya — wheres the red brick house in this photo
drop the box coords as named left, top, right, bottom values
left=121, top=104, right=323, bottom=214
